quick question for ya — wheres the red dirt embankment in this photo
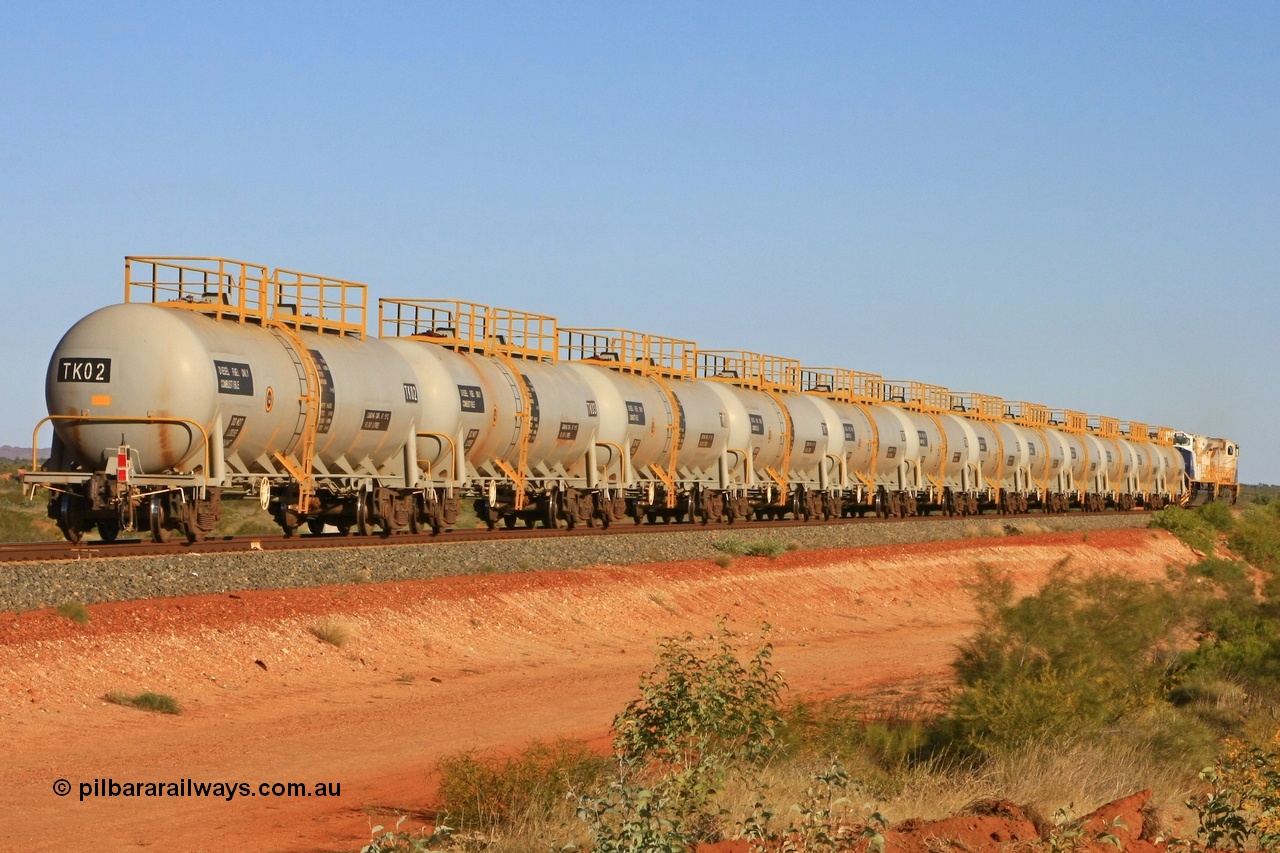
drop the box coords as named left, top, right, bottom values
left=0, top=528, right=1194, bottom=852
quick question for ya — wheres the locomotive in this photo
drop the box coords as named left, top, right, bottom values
left=24, top=256, right=1238, bottom=544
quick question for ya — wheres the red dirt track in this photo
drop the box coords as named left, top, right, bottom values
left=0, top=528, right=1195, bottom=852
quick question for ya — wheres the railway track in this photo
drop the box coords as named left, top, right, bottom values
left=0, top=508, right=1149, bottom=564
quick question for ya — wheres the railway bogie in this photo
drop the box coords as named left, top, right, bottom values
left=25, top=256, right=1237, bottom=545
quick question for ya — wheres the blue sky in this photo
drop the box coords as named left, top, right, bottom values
left=2, top=3, right=1277, bottom=481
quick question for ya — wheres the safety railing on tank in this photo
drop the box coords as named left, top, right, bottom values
left=270, top=269, right=367, bottom=338
left=1004, top=401, right=1050, bottom=427
left=949, top=392, right=1004, bottom=420
left=1047, top=409, right=1089, bottom=432
left=378, top=299, right=557, bottom=361
left=699, top=351, right=800, bottom=394
left=125, top=256, right=270, bottom=324
left=798, top=367, right=883, bottom=405
left=559, top=328, right=697, bottom=380
left=883, top=380, right=951, bottom=413
left=1088, top=415, right=1121, bottom=437
left=1122, top=421, right=1151, bottom=442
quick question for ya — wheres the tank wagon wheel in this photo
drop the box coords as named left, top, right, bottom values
left=337, top=525, right=352, bottom=536
left=56, top=494, right=85, bottom=545
left=96, top=519, right=120, bottom=543
left=149, top=497, right=171, bottom=544
left=355, top=493, right=373, bottom=537
left=307, top=519, right=327, bottom=536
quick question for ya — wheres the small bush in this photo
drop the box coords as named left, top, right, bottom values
left=56, top=601, right=89, bottom=625
left=614, top=621, right=786, bottom=768
left=942, top=564, right=1181, bottom=755
left=1152, top=505, right=1218, bottom=553
left=713, top=536, right=786, bottom=559
left=104, top=691, right=181, bottom=714
left=1229, top=504, right=1280, bottom=572
left=714, top=553, right=734, bottom=568
left=436, top=739, right=609, bottom=833
left=308, top=616, right=356, bottom=648
left=1190, top=734, right=1280, bottom=852
left=1200, top=500, right=1237, bottom=533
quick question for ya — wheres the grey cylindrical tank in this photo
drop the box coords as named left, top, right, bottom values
left=46, top=303, right=418, bottom=479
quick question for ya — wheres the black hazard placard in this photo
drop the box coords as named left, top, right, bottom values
left=361, top=409, right=392, bottom=431
left=458, top=385, right=485, bottom=413
left=214, top=361, right=254, bottom=396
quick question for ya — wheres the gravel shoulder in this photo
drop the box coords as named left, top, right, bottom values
left=0, top=513, right=1150, bottom=613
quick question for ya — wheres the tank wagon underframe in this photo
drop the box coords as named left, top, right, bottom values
left=26, top=256, right=1232, bottom=545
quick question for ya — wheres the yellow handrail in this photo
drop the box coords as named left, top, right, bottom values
left=33, top=414, right=211, bottom=478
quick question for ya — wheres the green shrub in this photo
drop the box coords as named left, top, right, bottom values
left=436, top=739, right=609, bottom=833
left=1152, top=505, right=1218, bottom=553
left=570, top=759, right=725, bottom=852
left=1229, top=505, right=1280, bottom=573
left=56, top=601, right=90, bottom=625
left=1200, top=500, right=1237, bottom=533
left=1190, top=735, right=1280, bottom=852
left=942, top=565, right=1180, bottom=755
left=613, top=621, right=786, bottom=768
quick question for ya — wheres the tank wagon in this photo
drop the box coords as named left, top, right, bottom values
left=25, top=256, right=1234, bottom=544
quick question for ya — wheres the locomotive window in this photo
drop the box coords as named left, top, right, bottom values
left=917, top=430, right=928, bottom=447
left=1228, top=446, right=1235, bottom=455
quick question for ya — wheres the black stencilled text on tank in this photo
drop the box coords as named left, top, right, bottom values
left=463, top=428, right=480, bottom=452
left=586, top=400, right=598, bottom=417
left=214, top=361, right=254, bottom=396
left=749, top=413, right=765, bottom=436
left=307, top=350, right=336, bottom=435
left=843, top=423, right=856, bottom=442
left=458, top=385, right=485, bottom=413
left=403, top=383, right=419, bottom=403
left=626, top=401, right=646, bottom=426
left=223, top=415, right=247, bottom=448
left=698, top=432, right=715, bottom=448
left=521, top=375, right=541, bottom=441
left=361, top=409, right=392, bottom=431
left=557, top=421, right=579, bottom=441
left=57, top=357, right=111, bottom=383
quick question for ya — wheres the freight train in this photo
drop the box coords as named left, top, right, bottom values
left=23, top=257, right=1241, bottom=544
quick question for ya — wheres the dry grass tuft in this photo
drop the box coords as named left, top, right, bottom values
left=308, top=616, right=356, bottom=648
left=646, top=590, right=680, bottom=614
left=56, top=601, right=90, bottom=625
left=104, top=690, right=181, bottom=715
